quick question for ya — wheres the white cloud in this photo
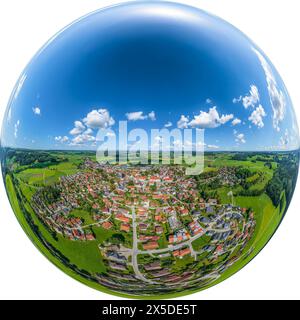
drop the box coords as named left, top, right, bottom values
left=56, top=108, right=114, bottom=147
left=207, top=144, right=219, bottom=149
left=248, top=104, right=267, bottom=128
left=126, top=111, right=147, bottom=121
left=55, top=136, right=69, bottom=143
left=236, top=134, right=246, bottom=144
left=148, top=111, right=156, bottom=121
left=83, top=128, right=93, bottom=135
left=32, top=107, right=41, bottom=115
left=232, top=118, right=242, bottom=126
left=164, top=121, right=172, bottom=128
left=233, top=85, right=260, bottom=109
left=61, top=136, right=69, bottom=143
left=233, top=97, right=241, bottom=104
left=243, top=85, right=260, bottom=109
left=279, top=129, right=289, bottom=146
left=14, top=120, right=20, bottom=138
left=126, top=111, right=156, bottom=121
left=171, top=139, right=207, bottom=150
left=177, top=115, right=189, bottom=129
left=84, top=109, right=115, bottom=129
left=253, top=48, right=286, bottom=131
left=206, top=98, right=212, bottom=104
left=70, top=121, right=86, bottom=135
left=71, top=133, right=95, bottom=145
left=234, top=130, right=246, bottom=144
left=219, top=113, right=234, bottom=125
left=188, top=107, right=233, bottom=128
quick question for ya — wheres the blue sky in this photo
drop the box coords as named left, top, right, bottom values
left=1, top=1, right=299, bottom=151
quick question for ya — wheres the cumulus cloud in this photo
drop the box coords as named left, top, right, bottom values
left=71, top=133, right=95, bottom=145
left=55, top=108, right=114, bottom=147
left=177, top=115, right=189, bottom=129
left=232, top=118, right=242, bottom=126
left=274, top=128, right=299, bottom=151
left=84, top=109, right=115, bottom=129
left=279, top=129, right=289, bottom=147
left=55, top=136, right=69, bottom=143
left=70, top=120, right=86, bottom=135
left=61, top=136, right=69, bottom=143
left=148, top=111, right=156, bottom=121
left=234, top=130, right=246, bottom=144
left=126, top=111, right=156, bottom=121
left=14, top=120, right=20, bottom=138
left=188, top=107, right=233, bottom=129
left=164, top=121, right=172, bottom=128
left=233, top=85, right=260, bottom=109
left=252, top=48, right=286, bottom=131
left=126, top=111, right=147, bottom=121
left=248, top=105, right=267, bottom=128
left=83, top=128, right=93, bottom=135
left=32, top=107, right=41, bottom=115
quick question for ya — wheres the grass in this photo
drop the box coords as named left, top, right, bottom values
left=172, top=255, right=195, bottom=273
left=192, top=235, right=210, bottom=251
left=16, top=161, right=80, bottom=187
left=158, top=233, right=168, bottom=249
left=92, top=226, right=115, bottom=243
left=69, top=209, right=94, bottom=226
left=6, top=175, right=36, bottom=239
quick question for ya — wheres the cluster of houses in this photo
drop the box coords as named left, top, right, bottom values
left=199, top=166, right=242, bottom=187
left=29, top=158, right=257, bottom=295
left=169, top=229, right=190, bottom=244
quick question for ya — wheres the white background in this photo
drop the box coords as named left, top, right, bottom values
left=0, top=0, right=299, bottom=300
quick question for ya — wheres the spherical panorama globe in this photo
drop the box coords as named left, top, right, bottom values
left=1, top=1, right=299, bottom=299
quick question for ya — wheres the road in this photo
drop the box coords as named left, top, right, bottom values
left=131, top=206, right=158, bottom=284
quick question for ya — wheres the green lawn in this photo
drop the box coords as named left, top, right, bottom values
left=69, top=209, right=95, bottom=226
left=192, top=235, right=210, bottom=251
left=172, top=255, right=194, bottom=273
left=16, top=161, right=81, bottom=187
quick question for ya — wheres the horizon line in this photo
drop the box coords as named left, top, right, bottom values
left=1, top=146, right=300, bottom=153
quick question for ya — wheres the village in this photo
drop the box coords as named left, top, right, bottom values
left=31, top=158, right=256, bottom=294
